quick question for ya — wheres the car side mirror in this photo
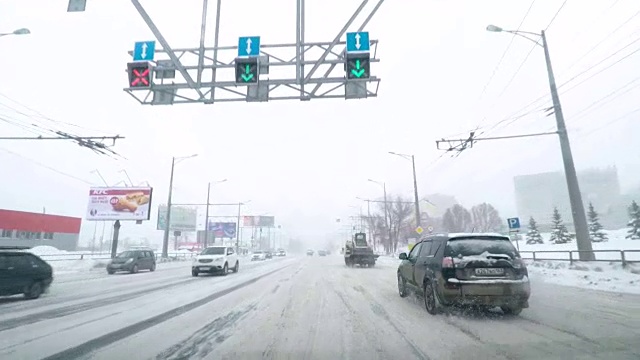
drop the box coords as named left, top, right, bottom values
left=399, top=253, right=408, bottom=260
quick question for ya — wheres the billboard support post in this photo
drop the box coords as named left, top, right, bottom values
left=236, top=202, right=241, bottom=252
left=111, top=220, right=121, bottom=258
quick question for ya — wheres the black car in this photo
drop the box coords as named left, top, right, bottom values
left=397, top=234, right=530, bottom=315
left=107, top=249, right=157, bottom=274
left=0, top=246, right=53, bottom=300
left=265, top=251, right=273, bottom=259
left=318, top=250, right=327, bottom=256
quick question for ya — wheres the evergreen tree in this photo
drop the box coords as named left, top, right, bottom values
left=525, top=216, right=544, bottom=244
left=626, top=200, right=640, bottom=240
left=549, top=207, right=572, bottom=244
left=587, top=202, right=608, bottom=242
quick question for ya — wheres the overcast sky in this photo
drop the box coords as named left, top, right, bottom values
left=1, top=0, right=639, bottom=246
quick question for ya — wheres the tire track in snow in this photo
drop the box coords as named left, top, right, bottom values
left=42, top=264, right=292, bottom=360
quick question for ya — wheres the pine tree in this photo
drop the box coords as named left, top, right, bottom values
left=587, top=202, right=608, bottom=242
left=525, top=216, right=544, bottom=244
left=626, top=200, right=640, bottom=240
left=549, top=207, right=572, bottom=244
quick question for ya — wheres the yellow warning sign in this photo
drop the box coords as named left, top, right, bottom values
left=415, top=226, right=424, bottom=234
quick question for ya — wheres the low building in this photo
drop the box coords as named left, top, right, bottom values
left=0, top=209, right=81, bottom=251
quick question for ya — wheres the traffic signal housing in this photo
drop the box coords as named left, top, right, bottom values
left=345, top=53, right=370, bottom=80
left=127, top=61, right=152, bottom=89
left=235, top=57, right=259, bottom=85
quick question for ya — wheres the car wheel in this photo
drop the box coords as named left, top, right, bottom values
left=107, top=270, right=115, bottom=275
left=424, top=281, right=442, bottom=315
left=501, top=306, right=523, bottom=315
left=192, top=270, right=199, bottom=277
left=150, top=263, right=156, bottom=272
left=233, top=261, right=239, bottom=273
left=222, top=263, right=228, bottom=276
left=398, top=274, right=408, bottom=298
left=24, top=282, right=43, bottom=300
left=130, top=265, right=139, bottom=274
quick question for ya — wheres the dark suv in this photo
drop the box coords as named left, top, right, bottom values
left=0, top=246, right=53, bottom=300
left=107, top=249, right=156, bottom=274
left=397, top=234, right=530, bottom=315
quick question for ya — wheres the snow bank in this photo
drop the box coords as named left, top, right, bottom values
left=526, top=260, right=640, bottom=295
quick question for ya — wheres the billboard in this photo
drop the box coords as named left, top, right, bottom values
left=207, top=222, right=237, bottom=238
left=86, top=187, right=153, bottom=221
left=242, top=216, right=275, bottom=227
left=157, top=205, right=197, bottom=232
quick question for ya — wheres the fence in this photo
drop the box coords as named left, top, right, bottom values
left=519, top=249, right=640, bottom=268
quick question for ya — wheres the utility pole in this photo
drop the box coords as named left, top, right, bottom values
left=389, top=152, right=422, bottom=227
left=204, top=182, right=211, bottom=248
left=162, top=157, right=176, bottom=258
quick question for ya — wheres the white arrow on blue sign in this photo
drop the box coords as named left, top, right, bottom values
left=133, top=41, right=156, bottom=61
left=238, top=36, right=261, bottom=57
left=507, top=217, right=521, bottom=230
left=346, top=32, right=370, bottom=53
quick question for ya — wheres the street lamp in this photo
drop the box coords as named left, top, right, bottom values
left=389, top=151, right=422, bottom=227
left=204, top=179, right=228, bottom=247
left=0, top=28, right=30, bottom=37
left=162, top=154, right=198, bottom=258
left=487, top=24, right=594, bottom=261
left=368, top=179, right=392, bottom=251
left=236, top=200, right=251, bottom=252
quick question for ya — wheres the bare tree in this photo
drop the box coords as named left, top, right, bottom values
left=389, top=196, right=413, bottom=253
left=442, top=204, right=473, bottom=232
left=471, top=203, right=502, bottom=232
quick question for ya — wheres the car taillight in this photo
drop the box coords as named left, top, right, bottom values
left=442, top=256, right=455, bottom=268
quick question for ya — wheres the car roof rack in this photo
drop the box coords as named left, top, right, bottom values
left=0, top=245, right=31, bottom=250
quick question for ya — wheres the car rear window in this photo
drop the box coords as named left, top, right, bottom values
left=445, top=237, right=519, bottom=259
left=202, top=247, right=225, bottom=255
left=354, top=233, right=367, bottom=246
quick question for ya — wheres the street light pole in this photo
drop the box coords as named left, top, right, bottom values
left=487, top=25, right=594, bottom=261
left=389, top=152, right=422, bottom=227
left=204, top=182, right=211, bottom=248
left=162, top=157, right=176, bottom=258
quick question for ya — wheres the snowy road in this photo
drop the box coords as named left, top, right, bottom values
left=1, top=256, right=639, bottom=360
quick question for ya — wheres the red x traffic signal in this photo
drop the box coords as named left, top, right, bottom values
left=127, top=62, right=152, bottom=88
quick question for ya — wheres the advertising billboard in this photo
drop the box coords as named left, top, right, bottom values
left=157, top=205, right=197, bottom=232
left=86, top=187, right=153, bottom=221
left=207, top=222, right=237, bottom=238
left=242, top=216, right=275, bottom=227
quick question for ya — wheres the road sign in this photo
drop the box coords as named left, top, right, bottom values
left=346, top=32, right=370, bottom=52
left=507, top=217, right=521, bottom=230
left=427, top=225, right=434, bottom=233
left=235, top=57, right=259, bottom=84
left=133, top=41, right=156, bottom=61
left=238, top=36, right=261, bottom=57
left=127, top=62, right=152, bottom=88
left=415, top=226, right=423, bottom=234
left=346, top=53, right=370, bottom=80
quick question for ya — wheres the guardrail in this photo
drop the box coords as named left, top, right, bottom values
left=36, top=252, right=197, bottom=262
left=519, top=249, right=640, bottom=268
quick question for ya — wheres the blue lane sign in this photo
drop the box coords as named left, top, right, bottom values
left=507, top=217, right=521, bottom=230
left=346, top=32, right=370, bottom=52
left=133, top=41, right=156, bottom=61
left=238, top=36, right=261, bottom=57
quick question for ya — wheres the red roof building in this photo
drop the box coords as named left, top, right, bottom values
left=0, top=209, right=81, bottom=251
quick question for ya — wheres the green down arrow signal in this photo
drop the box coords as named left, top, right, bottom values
left=241, top=64, right=254, bottom=82
left=350, top=59, right=365, bottom=78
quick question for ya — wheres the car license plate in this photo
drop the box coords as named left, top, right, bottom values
left=475, top=268, right=504, bottom=276
left=199, top=266, right=211, bottom=271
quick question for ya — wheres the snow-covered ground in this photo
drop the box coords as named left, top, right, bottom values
left=1, top=255, right=639, bottom=359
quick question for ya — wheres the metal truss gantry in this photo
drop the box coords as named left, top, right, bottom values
left=124, top=0, right=384, bottom=105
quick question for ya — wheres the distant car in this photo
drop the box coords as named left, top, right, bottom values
left=318, top=250, right=327, bottom=256
left=397, top=234, right=530, bottom=315
left=306, top=249, right=314, bottom=256
left=276, top=249, right=286, bottom=256
left=251, top=251, right=266, bottom=261
left=0, top=246, right=53, bottom=300
left=107, top=249, right=156, bottom=274
left=265, top=251, right=273, bottom=259
left=192, top=246, right=239, bottom=276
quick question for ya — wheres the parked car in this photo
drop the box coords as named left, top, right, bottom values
left=276, top=249, right=287, bottom=256
left=397, top=233, right=530, bottom=315
left=192, top=246, right=239, bottom=276
left=107, top=249, right=156, bottom=274
left=0, top=246, right=53, bottom=300
left=318, top=250, right=327, bottom=256
left=306, top=249, right=314, bottom=256
left=265, top=251, right=273, bottom=259
left=251, top=250, right=266, bottom=261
